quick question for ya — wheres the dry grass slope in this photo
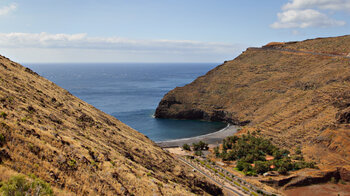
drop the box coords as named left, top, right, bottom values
left=155, top=35, right=350, bottom=180
left=0, top=55, right=222, bottom=195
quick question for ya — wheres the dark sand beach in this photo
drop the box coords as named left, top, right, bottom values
left=156, top=124, right=238, bottom=147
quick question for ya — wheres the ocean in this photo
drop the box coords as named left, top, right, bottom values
left=25, top=63, right=226, bottom=142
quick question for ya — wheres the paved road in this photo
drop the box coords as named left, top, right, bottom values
left=248, top=46, right=350, bottom=59
left=178, top=156, right=245, bottom=196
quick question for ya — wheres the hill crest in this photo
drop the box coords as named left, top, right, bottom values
left=0, top=55, right=221, bottom=195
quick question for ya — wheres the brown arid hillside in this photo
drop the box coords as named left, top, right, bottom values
left=155, top=35, right=350, bottom=181
left=0, top=55, right=222, bottom=195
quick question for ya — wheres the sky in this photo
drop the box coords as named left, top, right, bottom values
left=0, top=0, right=349, bottom=63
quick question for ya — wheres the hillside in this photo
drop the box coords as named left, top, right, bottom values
left=155, top=35, right=350, bottom=179
left=0, top=55, right=222, bottom=195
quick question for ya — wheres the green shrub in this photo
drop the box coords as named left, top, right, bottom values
left=0, top=133, right=5, bottom=143
left=214, top=146, right=220, bottom=157
left=192, top=141, right=209, bottom=151
left=0, top=175, right=53, bottom=196
left=242, top=186, right=249, bottom=192
left=156, top=182, right=163, bottom=188
left=28, top=143, right=34, bottom=151
left=254, top=161, right=269, bottom=174
left=330, top=177, right=337, bottom=184
left=0, top=112, right=7, bottom=119
left=110, top=161, right=116, bottom=167
left=246, top=171, right=257, bottom=176
left=68, top=159, right=77, bottom=167
left=205, top=164, right=212, bottom=170
left=291, top=155, right=304, bottom=160
left=277, top=167, right=288, bottom=175
left=225, top=176, right=233, bottom=181
left=90, top=160, right=98, bottom=167
left=7, top=97, right=14, bottom=103
left=251, top=192, right=258, bottom=196
left=295, top=146, right=302, bottom=155
left=194, top=150, right=203, bottom=156
left=182, top=143, right=191, bottom=151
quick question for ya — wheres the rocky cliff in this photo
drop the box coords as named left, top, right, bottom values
left=0, top=55, right=222, bottom=195
left=155, top=35, right=350, bottom=176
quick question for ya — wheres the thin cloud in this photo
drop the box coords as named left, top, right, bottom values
left=0, top=3, right=17, bottom=16
left=271, top=0, right=347, bottom=29
left=0, top=32, right=240, bottom=54
left=283, top=0, right=350, bottom=11
left=271, top=9, right=345, bottom=28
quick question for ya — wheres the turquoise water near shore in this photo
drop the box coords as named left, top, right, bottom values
left=26, top=63, right=226, bottom=141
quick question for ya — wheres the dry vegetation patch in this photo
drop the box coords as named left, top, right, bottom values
left=0, top=55, right=221, bottom=195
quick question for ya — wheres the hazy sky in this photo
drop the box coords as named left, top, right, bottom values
left=0, top=0, right=349, bottom=63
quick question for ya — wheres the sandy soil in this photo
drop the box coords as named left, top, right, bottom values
left=156, top=124, right=238, bottom=147
left=164, top=147, right=192, bottom=156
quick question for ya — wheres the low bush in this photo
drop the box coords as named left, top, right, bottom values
left=205, top=164, right=212, bottom=170
left=68, top=159, right=77, bottom=167
left=330, top=177, right=337, bottom=184
left=192, top=141, right=208, bottom=151
left=182, top=143, right=191, bottom=151
left=0, top=112, right=7, bottom=119
left=0, top=133, right=5, bottom=143
left=242, top=186, right=249, bottom=192
left=251, top=192, right=258, bottom=196
left=194, top=150, right=203, bottom=156
left=0, top=175, right=53, bottom=196
left=295, top=146, right=302, bottom=155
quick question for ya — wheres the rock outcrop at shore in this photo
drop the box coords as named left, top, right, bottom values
left=0, top=55, right=221, bottom=195
left=155, top=35, right=350, bottom=179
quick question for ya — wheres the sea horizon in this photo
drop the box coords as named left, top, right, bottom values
left=25, top=62, right=227, bottom=142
